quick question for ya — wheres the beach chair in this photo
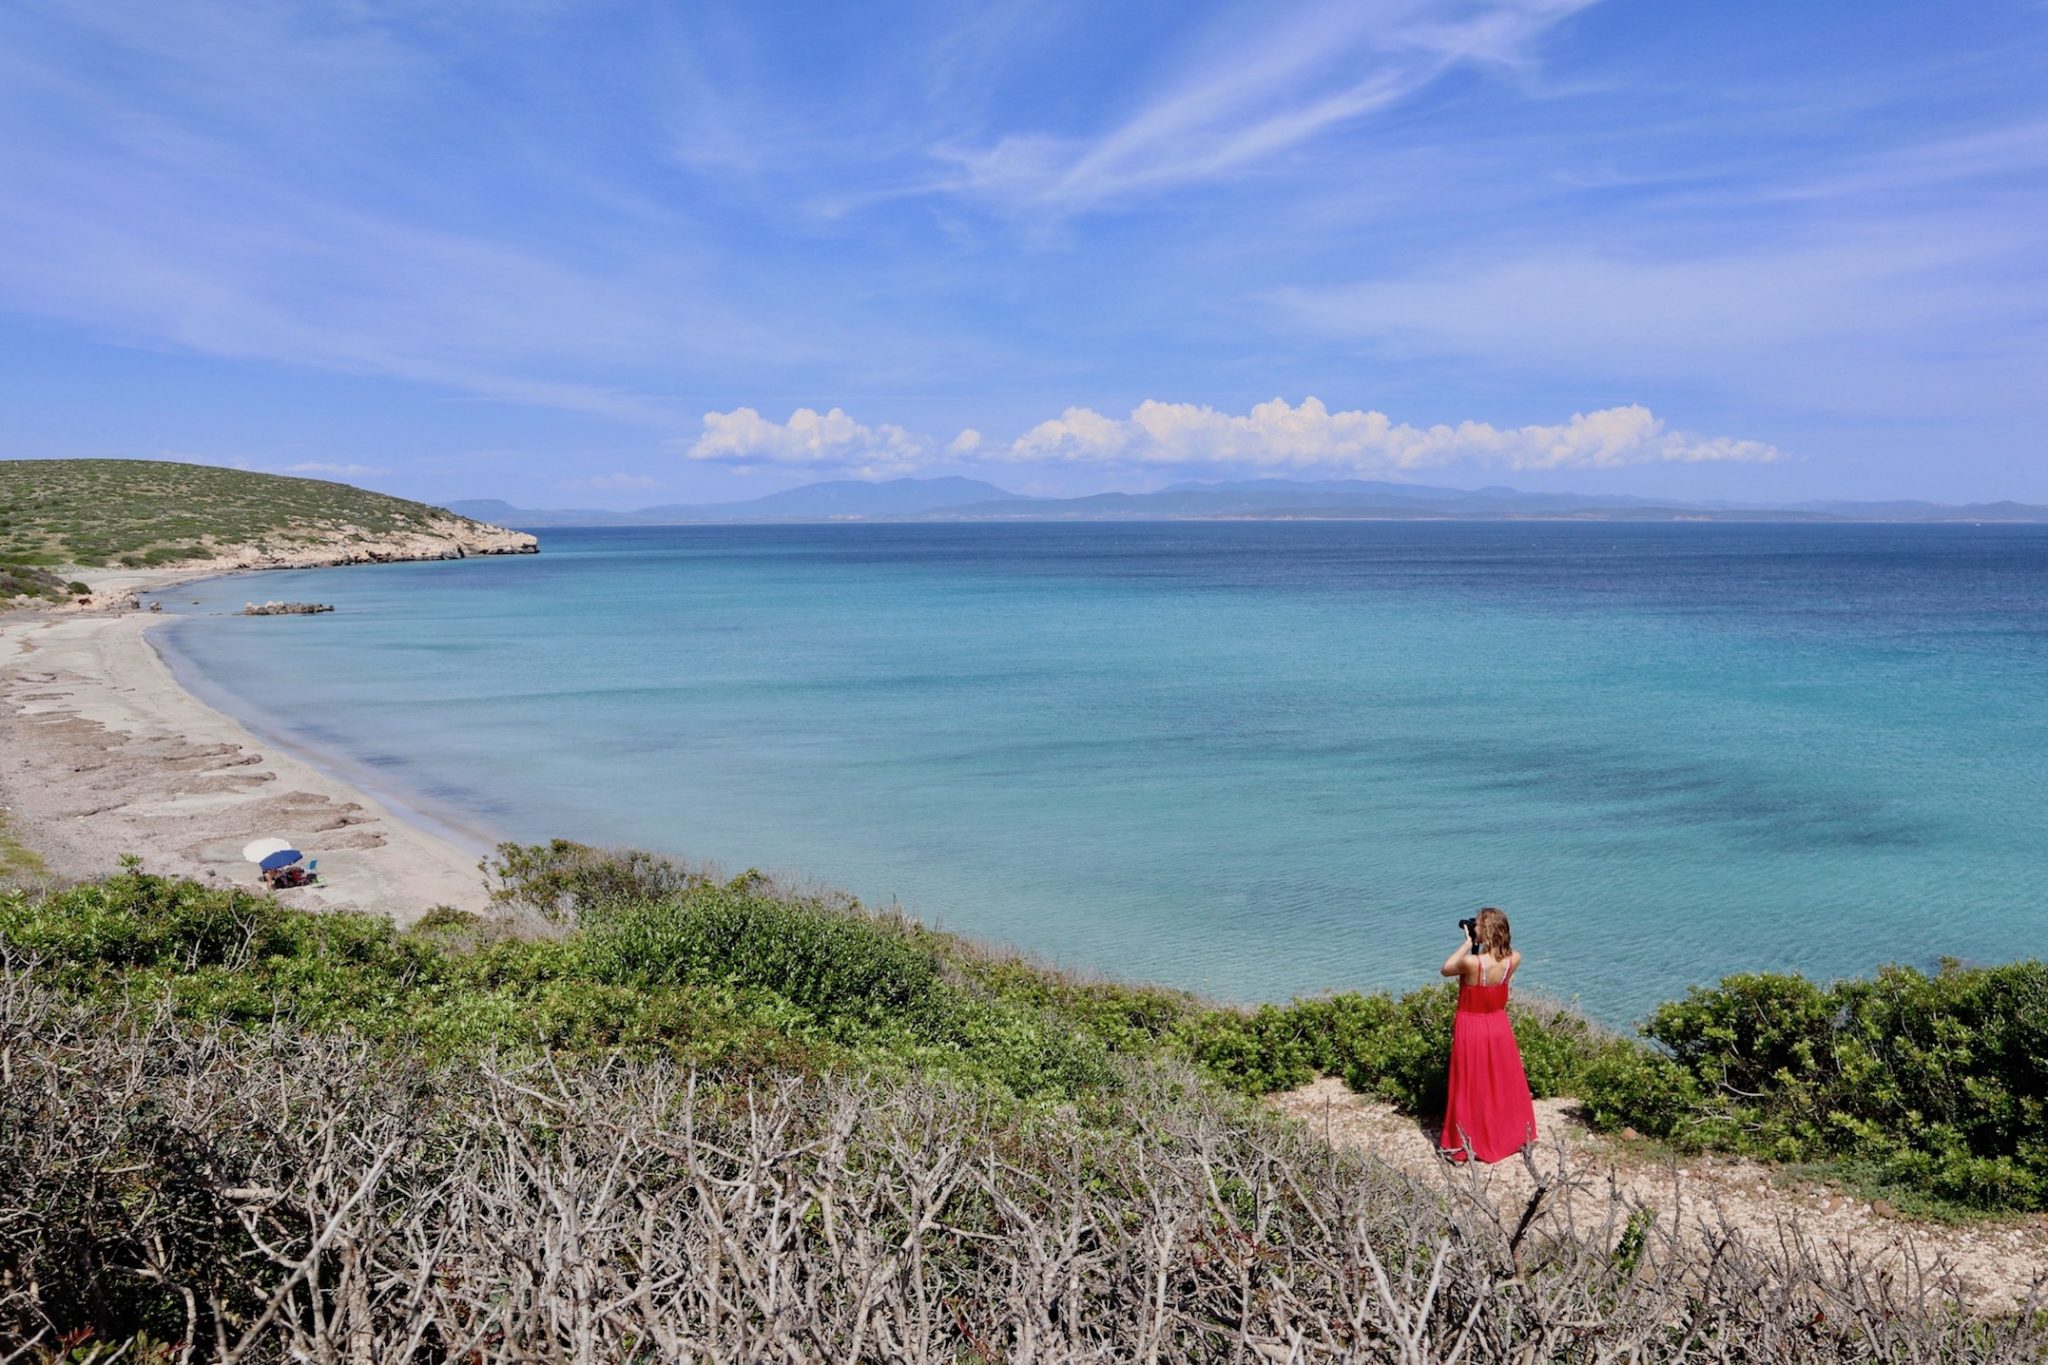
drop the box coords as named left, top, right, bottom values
left=307, top=858, right=319, bottom=882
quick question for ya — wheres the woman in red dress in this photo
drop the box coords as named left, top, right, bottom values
left=1437, top=906, right=1536, bottom=1163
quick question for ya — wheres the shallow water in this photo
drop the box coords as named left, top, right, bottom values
left=157, top=521, right=2048, bottom=1021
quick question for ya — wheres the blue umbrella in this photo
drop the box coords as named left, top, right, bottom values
left=259, top=849, right=303, bottom=871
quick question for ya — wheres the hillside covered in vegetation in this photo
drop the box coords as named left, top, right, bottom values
left=1, top=848, right=2043, bottom=1358
left=0, top=459, right=532, bottom=587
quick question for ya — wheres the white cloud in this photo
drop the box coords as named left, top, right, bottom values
left=282, top=461, right=386, bottom=477
left=0, top=1, right=823, bottom=429
left=999, top=398, right=1777, bottom=471
left=933, top=0, right=1596, bottom=213
left=1269, top=225, right=2048, bottom=417
left=685, top=406, right=930, bottom=475
left=682, top=397, right=1775, bottom=478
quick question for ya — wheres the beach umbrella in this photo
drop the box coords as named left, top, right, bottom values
left=243, top=837, right=293, bottom=864
left=258, top=849, right=304, bottom=872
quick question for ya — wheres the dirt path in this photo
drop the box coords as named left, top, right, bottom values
left=1273, top=1077, right=2048, bottom=1314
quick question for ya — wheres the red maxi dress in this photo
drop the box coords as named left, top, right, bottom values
left=1438, top=971, right=1537, bottom=1163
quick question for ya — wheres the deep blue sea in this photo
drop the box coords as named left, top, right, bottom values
left=154, top=522, right=2048, bottom=1021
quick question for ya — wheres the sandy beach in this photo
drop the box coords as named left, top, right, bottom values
left=1, top=572, right=491, bottom=920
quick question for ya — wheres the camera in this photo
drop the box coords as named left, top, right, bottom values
left=1458, top=916, right=1477, bottom=937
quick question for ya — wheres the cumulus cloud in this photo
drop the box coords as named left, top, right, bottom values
left=686, top=406, right=930, bottom=475
left=999, top=398, right=1778, bottom=471
left=681, top=398, right=1777, bottom=479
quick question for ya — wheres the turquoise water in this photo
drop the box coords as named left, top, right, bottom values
left=155, top=522, right=2048, bottom=1021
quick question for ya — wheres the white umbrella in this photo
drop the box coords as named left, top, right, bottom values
left=242, top=837, right=293, bottom=864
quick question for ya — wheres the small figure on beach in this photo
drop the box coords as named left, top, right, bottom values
left=1437, top=906, right=1537, bottom=1163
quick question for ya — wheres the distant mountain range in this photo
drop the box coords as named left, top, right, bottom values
left=450, top=476, right=2048, bottom=527
left=448, top=477, right=1012, bottom=527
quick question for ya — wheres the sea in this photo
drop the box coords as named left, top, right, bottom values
left=153, top=521, right=2048, bottom=1023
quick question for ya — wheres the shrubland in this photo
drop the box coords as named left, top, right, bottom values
left=3, top=847, right=2042, bottom=1215
left=1, top=848, right=2043, bottom=1358
left=0, top=458, right=498, bottom=570
left=0, top=559, right=84, bottom=605
left=1180, top=968, right=2048, bottom=1217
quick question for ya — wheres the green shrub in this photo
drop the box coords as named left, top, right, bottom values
left=1577, top=1045, right=1700, bottom=1138
left=958, top=957, right=1200, bottom=1056
left=484, top=838, right=714, bottom=925
left=1175, top=985, right=1609, bottom=1117
left=0, top=560, right=71, bottom=603
left=1173, top=1001, right=1326, bottom=1095
left=8, top=858, right=2045, bottom=1211
left=577, top=885, right=946, bottom=1030
left=412, top=904, right=483, bottom=933
left=1584, top=960, right=2048, bottom=1210
left=0, top=863, right=1114, bottom=1104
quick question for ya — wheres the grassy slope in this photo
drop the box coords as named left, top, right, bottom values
left=0, top=457, right=490, bottom=574
left=4, top=843, right=2043, bottom=1217
left=0, top=809, right=49, bottom=885
left=0, top=560, right=81, bottom=604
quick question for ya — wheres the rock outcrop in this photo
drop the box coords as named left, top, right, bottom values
left=242, top=602, right=336, bottom=616
left=197, top=517, right=538, bottom=572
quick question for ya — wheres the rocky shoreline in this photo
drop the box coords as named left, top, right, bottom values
left=70, top=517, right=537, bottom=610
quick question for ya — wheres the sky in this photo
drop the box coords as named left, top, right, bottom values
left=2, top=0, right=2045, bottom=508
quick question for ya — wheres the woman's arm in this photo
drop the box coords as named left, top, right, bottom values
left=1440, top=937, right=1473, bottom=978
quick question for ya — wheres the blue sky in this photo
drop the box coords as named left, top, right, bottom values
left=2, top=0, right=2045, bottom=507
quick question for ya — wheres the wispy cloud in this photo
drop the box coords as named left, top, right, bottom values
left=0, top=0, right=826, bottom=428
left=683, top=398, right=1775, bottom=475
left=282, top=461, right=387, bottom=477
left=2, top=1, right=2043, bottom=500
left=929, top=0, right=1596, bottom=213
left=1270, top=219, right=2045, bottom=416
left=1763, top=117, right=2048, bottom=204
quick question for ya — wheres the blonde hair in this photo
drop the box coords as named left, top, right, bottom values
left=1475, top=907, right=1512, bottom=959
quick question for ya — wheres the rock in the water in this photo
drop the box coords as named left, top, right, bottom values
left=242, top=601, right=336, bottom=616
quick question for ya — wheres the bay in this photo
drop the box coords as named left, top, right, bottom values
left=156, top=521, right=2048, bottom=1021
